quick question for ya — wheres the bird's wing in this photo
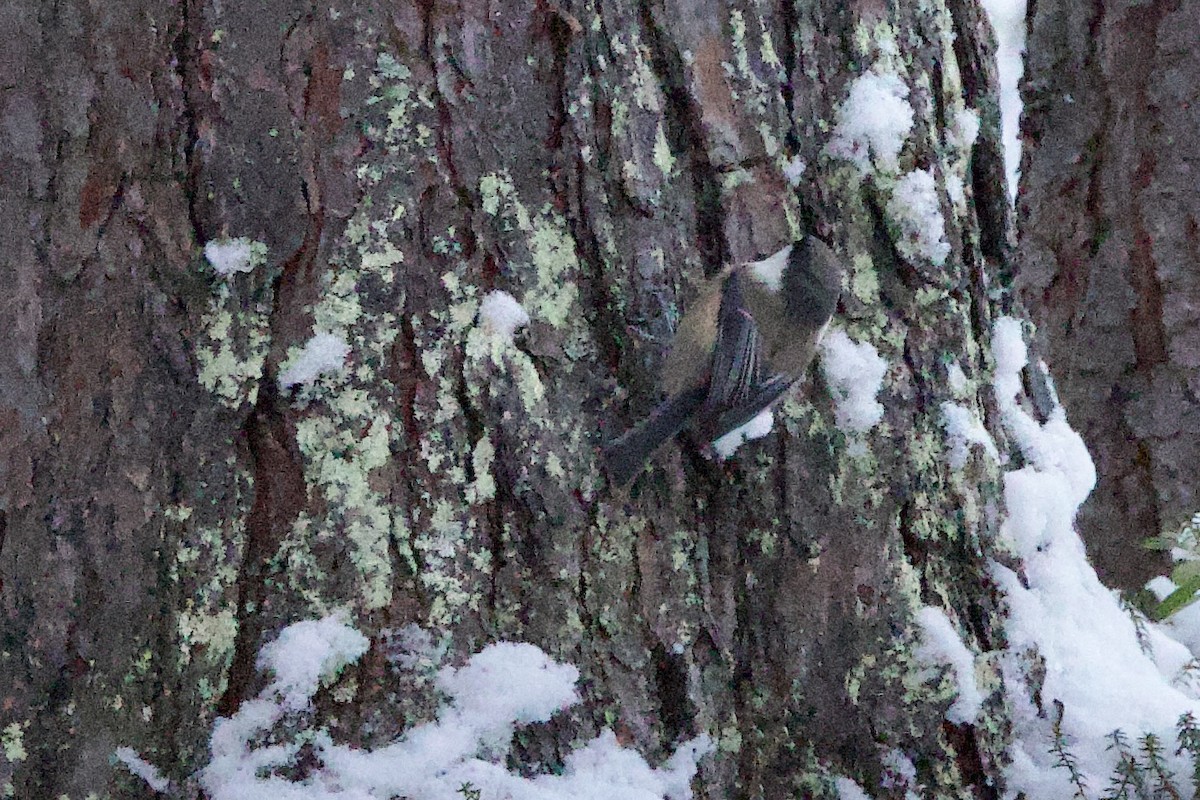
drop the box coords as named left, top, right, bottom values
left=711, top=374, right=794, bottom=436
left=706, top=270, right=768, bottom=409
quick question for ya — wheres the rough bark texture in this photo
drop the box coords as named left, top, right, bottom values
left=1020, top=0, right=1199, bottom=590
left=2, top=1, right=1020, bottom=797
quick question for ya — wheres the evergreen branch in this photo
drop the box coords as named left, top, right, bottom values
left=1174, top=712, right=1200, bottom=792
left=1103, top=729, right=1146, bottom=800
left=1138, top=732, right=1182, bottom=800
left=1050, top=701, right=1090, bottom=799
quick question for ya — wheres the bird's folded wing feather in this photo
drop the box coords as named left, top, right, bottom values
left=706, top=271, right=766, bottom=409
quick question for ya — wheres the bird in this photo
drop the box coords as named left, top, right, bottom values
left=602, top=235, right=846, bottom=488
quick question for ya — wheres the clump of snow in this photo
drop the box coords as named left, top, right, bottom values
left=712, top=408, right=775, bottom=459
left=979, top=0, right=1027, bottom=202
left=914, top=606, right=983, bottom=725
left=989, top=316, right=1200, bottom=798
left=256, top=615, right=370, bottom=712
left=1168, top=617, right=1200, bottom=676
left=944, top=174, right=967, bottom=209
left=834, top=776, right=872, bottom=800
left=478, top=290, right=531, bottom=341
left=940, top=401, right=1000, bottom=469
left=944, top=108, right=980, bottom=211
left=114, top=747, right=172, bottom=794
left=194, top=618, right=711, bottom=800
left=825, top=71, right=914, bottom=175
left=991, top=317, right=1027, bottom=401
left=1144, top=574, right=1200, bottom=673
left=1148, top=576, right=1178, bottom=602
left=946, top=361, right=969, bottom=395
left=278, top=331, right=351, bottom=390
left=948, top=107, right=981, bottom=154
left=819, top=330, right=887, bottom=434
left=382, top=623, right=444, bottom=672
left=203, top=697, right=293, bottom=796
left=783, top=154, right=807, bottom=186
left=204, top=238, right=258, bottom=276
left=886, top=170, right=951, bottom=267
left=880, top=749, right=919, bottom=795
left=436, top=641, right=579, bottom=739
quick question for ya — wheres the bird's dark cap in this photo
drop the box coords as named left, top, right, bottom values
left=784, top=236, right=845, bottom=325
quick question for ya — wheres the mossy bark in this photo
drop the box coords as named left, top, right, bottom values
left=2, top=1, right=1020, bottom=797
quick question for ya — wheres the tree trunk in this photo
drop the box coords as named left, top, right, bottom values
left=1, top=1, right=1021, bottom=797
left=1019, top=0, right=1199, bottom=591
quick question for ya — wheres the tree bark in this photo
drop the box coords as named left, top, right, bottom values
left=1, top=1, right=1021, bottom=797
left=1020, top=0, right=1199, bottom=590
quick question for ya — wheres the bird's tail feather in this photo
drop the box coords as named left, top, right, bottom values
left=603, top=387, right=708, bottom=488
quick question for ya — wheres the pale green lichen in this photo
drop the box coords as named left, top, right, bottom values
left=627, top=33, right=661, bottom=112
left=469, top=436, right=496, bottom=504
left=1, top=723, right=26, bottom=763
left=170, top=471, right=247, bottom=693
left=721, top=168, right=754, bottom=192
left=724, top=10, right=772, bottom=120
left=292, top=410, right=395, bottom=610
left=195, top=281, right=271, bottom=409
left=759, top=16, right=783, bottom=75
left=854, top=20, right=902, bottom=67
left=757, top=121, right=780, bottom=157
left=730, top=10, right=751, bottom=77
left=719, top=723, right=743, bottom=754
left=280, top=208, right=408, bottom=611
left=479, top=173, right=510, bottom=217
left=368, top=54, right=417, bottom=144
left=850, top=251, right=880, bottom=305
left=652, top=122, right=675, bottom=176
left=163, top=503, right=193, bottom=522
left=527, top=216, right=581, bottom=330
left=609, top=97, right=629, bottom=141
left=262, top=47, right=430, bottom=616
left=178, top=603, right=237, bottom=666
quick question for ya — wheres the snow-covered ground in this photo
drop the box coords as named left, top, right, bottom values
left=989, top=319, right=1200, bottom=799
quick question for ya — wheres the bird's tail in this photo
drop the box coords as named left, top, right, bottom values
left=602, top=386, right=708, bottom=488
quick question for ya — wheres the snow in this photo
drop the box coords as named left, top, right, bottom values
left=880, top=749, right=919, bottom=796
left=711, top=408, right=775, bottom=458
left=988, top=316, right=1200, bottom=799
left=819, top=329, right=887, bottom=434
left=940, top=401, right=1000, bottom=469
left=783, top=154, right=807, bottom=186
left=946, top=361, right=969, bottom=395
left=436, top=641, right=579, bottom=734
left=886, top=170, right=951, bottom=267
left=949, top=107, right=981, bottom=153
left=192, top=618, right=711, bottom=800
left=114, top=747, right=172, bottom=793
left=256, top=615, right=370, bottom=712
left=992, top=317, right=1028, bottom=401
left=825, top=71, right=914, bottom=175
left=979, top=0, right=1027, bottom=201
left=204, top=238, right=257, bottom=276
left=914, top=606, right=983, bottom=725
left=945, top=173, right=967, bottom=209
left=478, top=291, right=531, bottom=340
left=1146, top=575, right=1200, bottom=668
left=278, top=332, right=351, bottom=390
left=834, top=776, right=872, bottom=800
